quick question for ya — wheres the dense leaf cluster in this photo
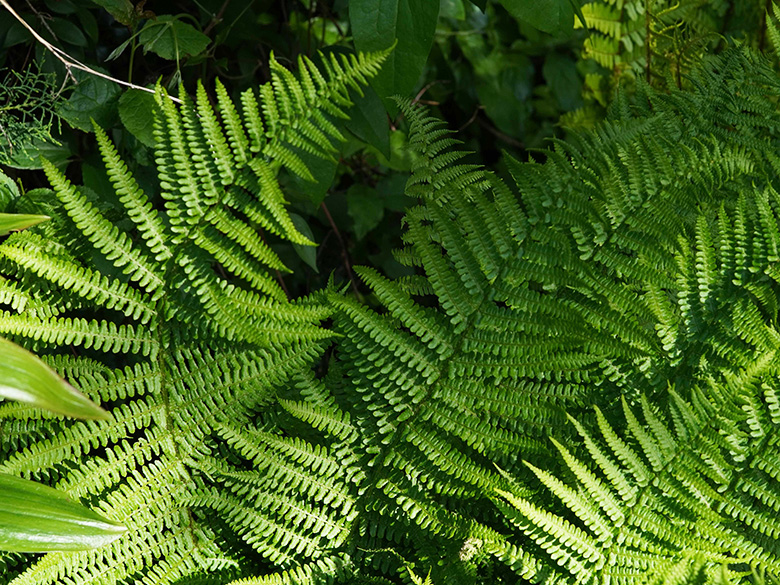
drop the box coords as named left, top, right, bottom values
left=1, top=1, right=780, bottom=584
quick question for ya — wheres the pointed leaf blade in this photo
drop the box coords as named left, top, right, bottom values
left=0, top=473, right=126, bottom=552
left=0, top=213, right=49, bottom=236
left=0, top=337, right=111, bottom=420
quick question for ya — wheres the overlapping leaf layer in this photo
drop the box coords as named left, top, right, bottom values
left=0, top=49, right=387, bottom=585
left=1, top=36, right=780, bottom=585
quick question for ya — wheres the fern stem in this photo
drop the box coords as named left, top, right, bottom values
left=320, top=202, right=363, bottom=302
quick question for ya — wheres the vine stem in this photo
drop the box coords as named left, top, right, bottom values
left=0, top=0, right=182, bottom=104
left=203, top=0, right=231, bottom=35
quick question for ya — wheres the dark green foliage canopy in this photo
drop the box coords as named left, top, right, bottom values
left=1, top=2, right=780, bottom=584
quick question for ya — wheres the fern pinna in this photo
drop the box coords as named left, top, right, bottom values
left=571, top=0, right=766, bottom=116
left=0, top=49, right=387, bottom=584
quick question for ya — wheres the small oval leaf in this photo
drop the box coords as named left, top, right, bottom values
left=0, top=474, right=126, bottom=552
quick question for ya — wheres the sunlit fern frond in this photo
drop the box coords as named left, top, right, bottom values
left=0, top=48, right=389, bottom=585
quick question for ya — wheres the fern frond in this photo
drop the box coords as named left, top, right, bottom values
left=40, top=159, right=165, bottom=295
left=225, top=556, right=352, bottom=585
left=93, top=121, right=173, bottom=262
left=498, top=368, right=780, bottom=582
left=318, top=45, right=780, bottom=583
left=0, top=233, right=155, bottom=323
left=766, top=2, right=780, bottom=57
left=0, top=48, right=390, bottom=585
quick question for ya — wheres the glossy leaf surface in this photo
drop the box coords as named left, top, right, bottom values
left=0, top=474, right=125, bottom=552
left=0, top=337, right=111, bottom=420
left=0, top=214, right=48, bottom=235
left=350, top=0, right=439, bottom=102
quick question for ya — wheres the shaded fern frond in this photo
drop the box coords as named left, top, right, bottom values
left=496, top=366, right=780, bottom=583
left=310, top=45, right=780, bottom=583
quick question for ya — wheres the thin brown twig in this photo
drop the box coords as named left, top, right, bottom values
left=320, top=202, right=363, bottom=301
left=458, top=105, right=483, bottom=131
left=275, top=269, right=290, bottom=297
left=0, top=0, right=183, bottom=103
left=203, top=0, right=231, bottom=36
left=412, top=81, right=444, bottom=103
left=24, top=0, right=57, bottom=40
left=317, top=1, right=345, bottom=38
left=477, top=117, right=523, bottom=149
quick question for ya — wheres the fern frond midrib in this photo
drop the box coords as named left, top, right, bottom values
left=152, top=292, right=205, bottom=557
left=162, top=53, right=385, bottom=254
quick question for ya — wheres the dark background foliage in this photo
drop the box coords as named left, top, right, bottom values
left=0, top=0, right=600, bottom=301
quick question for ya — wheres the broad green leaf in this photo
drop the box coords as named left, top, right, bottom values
left=466, top=47, right=534, bottom=137
left=347, top=184, right=384, bottom=239
left=350, top=0, right=439, bottom=103
left=105, top=34, right=136, bottom=62
left=286, top=147, right=338, bottom=207
left=76, top=8, right=100, bottom=42
left=118, top=89, right=159, bottom=147
left=3, top=136, right=72, bottom=170
left=49, top=17, right=88, bottom=47
left=468, top=0, right=486, bottom=10
left=345, top=85, right=391, bottom=158
left=376, top=171, right=412, bottom=212
left=44, top=0, right=79, bottom=15
left=2, top=16, right=34, bottom=48
left=139, top=15, right=210, bottom=61
left=0, top=337, right=111, bottom=420
left=0, top=473, right=125, bottom=552
left=498, top=0, right=575, bottom=34
left=543, top=52, right=583, bottom=111
left=87, top=0, right=137, bottom=27
left=57, top=70, right=121, bottom=132
left=441, top=0, right=466, bottom=20
left=0, top=171, right=20, bottom=209
left=569, top=0, right=586, bottom=27
left=0, top=214, right=49, bottom=235
left=317, top=46, right=390, bottom=157
left=369, top=130, right=416, bottom=172
left=290, top=214, right=318, bottom=273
